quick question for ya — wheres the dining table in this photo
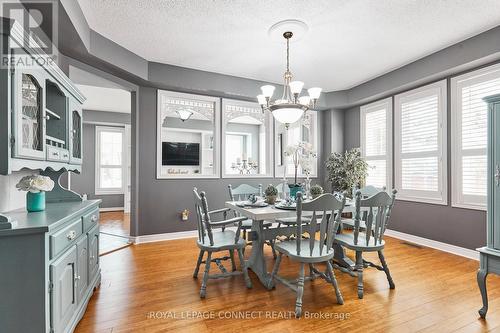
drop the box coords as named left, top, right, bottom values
left=225, top=199, right=359, bottom=289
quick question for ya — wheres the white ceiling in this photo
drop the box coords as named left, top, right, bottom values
left=76, top=84, right=131, bottom=113
left=77, top=0, right=500, bottom=91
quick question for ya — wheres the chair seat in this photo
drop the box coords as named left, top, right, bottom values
left=275, top=216, right=312, bottom=225
left=341, top=218, right=367, bottom=229
left=334, top=232, right=385, bottom=251
left=197, top=230, right=246, bottom=250
left=240, top=219, right=273, bottom=228
left=275, top=239, right=334, bottom=263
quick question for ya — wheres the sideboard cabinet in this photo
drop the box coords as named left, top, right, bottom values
left=477, top=93, right=500, bottom=318
left=0, top=18, right=85, bottom=175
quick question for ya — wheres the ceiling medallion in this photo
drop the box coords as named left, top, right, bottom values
left=257, top=20, right=321, bottom=129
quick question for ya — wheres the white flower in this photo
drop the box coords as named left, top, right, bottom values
left=16, top=175, right=54, bottom=193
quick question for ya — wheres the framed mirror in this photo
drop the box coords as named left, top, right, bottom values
left=222, top=99, right=273, bottom=178
left=275, top=111, right=319, bottom=179
left=156, top=90, right=220, bottom=179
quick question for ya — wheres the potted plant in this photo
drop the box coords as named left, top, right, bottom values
left=264, top=184, right=278, bottom=204
left=16, top=175, right=55, bottom=212
left=284, top=141, right=316, bottom=199
left=325, top=148, right=368, bottom=197
left=310, top=184, right=324, bottom=199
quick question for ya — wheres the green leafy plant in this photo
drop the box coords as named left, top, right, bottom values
left=264, top=184, right=278, bottom=197
left=325, top=148, right=368, bottom=196
left=310, top=184, right=324, bottom=198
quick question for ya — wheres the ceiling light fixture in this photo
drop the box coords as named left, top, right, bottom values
left=257, top=30, right=321, bottom=128
left=176, top=109, right=193, bottom=122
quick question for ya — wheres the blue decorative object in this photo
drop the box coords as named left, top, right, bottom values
left=288, top=184, right=303, bottom=199
left=26, top=191, right=45, bottom=212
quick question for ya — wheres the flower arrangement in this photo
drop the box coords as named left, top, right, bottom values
left=310, top=184, right=324, bottom=199
left=325, top=148, right=368, bottom=197
left=16, top=175, right=55, bottom=212
left=284, top=141, right=317, bottom=185
left=264, top=184, right=278, bottom=204
left=16, top=175, right=54, bottom=193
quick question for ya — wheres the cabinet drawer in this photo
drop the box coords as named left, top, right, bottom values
left=47, top=145, right=61, bottom=161
left=50, top=219, right=83, bottom=259
left=59, top=149, right=70, bottom=162
left=82, top=208, right=99, bottom=232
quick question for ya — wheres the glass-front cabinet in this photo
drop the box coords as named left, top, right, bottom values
left=13, top=69, right=46, bottom=160
left=69, top=98, right=83, bottom=164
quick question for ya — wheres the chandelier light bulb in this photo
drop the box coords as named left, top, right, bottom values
left=298, top=96, right=311, bottom=106
left=261, top=85, right=276, bottom=98
left=308, top=87, right=322, bottom=100
left=289, top=81, right=304, bottom=95
left=257, top=94, right=267, bottom=106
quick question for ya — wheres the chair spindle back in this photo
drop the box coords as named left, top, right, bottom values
left=295, top=192, right=346, bottom=256
left=353, top=189, right=397, bottom=246
left=193, top=187, right=214, bottom=246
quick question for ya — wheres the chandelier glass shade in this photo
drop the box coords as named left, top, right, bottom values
left=176, top=109, right=193, bottom=122
left=257, top=31, right=322, bottom=128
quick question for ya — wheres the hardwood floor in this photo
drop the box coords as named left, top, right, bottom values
left=75, top=235, right=500, bottom=333
left=99, top=212, right=131, bottom=255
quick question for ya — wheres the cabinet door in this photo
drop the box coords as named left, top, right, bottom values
left=12, top=68, right=46, bottom=159
left=76, top=236, right=88, bottom=304
left=50, top=245, right=77, bottom=333
left=491, top=102, right=500, bottom=249
left=69, top=98, right=83, bottom=164
left=88, top=224, right=99, bottom=283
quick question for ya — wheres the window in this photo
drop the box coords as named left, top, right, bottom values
left=157, top=90, right=220, bottom=179
left=222, top=99, right=273, bottom=178
left=451, top=64, right=500, bottom=210
left=95, top=126, right=125, bottom=195
left=275, top=111, right=318, bottom=178
left=360, top=97, right=392, bottom=189
left=394, top=80, right=447, bottom=204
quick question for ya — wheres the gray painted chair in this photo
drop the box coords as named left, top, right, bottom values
left=228, top=184, right=277, bottom=258
left=343, top=185, right=387, bottom=230
left=192, top=188, right=252, bottom=298
left=271, top=192, right=346, bottom=318
left=334, top=189, right=397, bottom=299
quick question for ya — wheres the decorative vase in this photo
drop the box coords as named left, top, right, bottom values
left=26, top=191, right=45, bottom=212
left=265, top=195, right=277, bottom=205
left=288, top=184, right=303, bottom=200
left=304, top=177, right=312, bottom=199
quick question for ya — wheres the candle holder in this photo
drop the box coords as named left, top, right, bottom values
left=231, top=159, right=259, bottom=175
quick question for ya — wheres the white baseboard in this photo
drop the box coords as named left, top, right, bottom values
left=99, top=207, right=124, bottom=212
left=385, top=229, right=479, bottom=261
left=130, top=230, right=198, bottom=244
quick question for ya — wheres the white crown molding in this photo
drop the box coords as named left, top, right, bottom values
left=385, top=229, right=479, bottom=261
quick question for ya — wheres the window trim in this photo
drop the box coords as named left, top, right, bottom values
left=221, top=98, right=274, bottom=178
left=450, top=64, right=500, bottom=210
left=95, top=126, right=126, bottom=195
left=394, top=80, right=448, bottom=205
left=360, top=97, right=393, bottom=190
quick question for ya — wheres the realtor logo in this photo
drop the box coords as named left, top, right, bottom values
left=1, top=0, right=58, bottom=68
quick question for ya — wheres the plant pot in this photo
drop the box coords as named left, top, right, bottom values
left=27, top=191, right=45, bottom=212
left=265, top=195, right=277, bottom=205
left=288, top=184, right=303, bottom=199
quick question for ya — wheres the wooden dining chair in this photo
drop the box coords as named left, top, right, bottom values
left=271, top=192, right=346, bottom=318
left=228, top=184, right=276, bottom=258
left=192, top=187, right=252, bottom=298
left=334, top=189, right=397, bottom=299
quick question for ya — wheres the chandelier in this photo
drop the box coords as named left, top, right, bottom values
left=257, top=31, right=321, bottom=128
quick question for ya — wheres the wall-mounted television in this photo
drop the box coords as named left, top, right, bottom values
left=162, top=142, right=200, bottom=166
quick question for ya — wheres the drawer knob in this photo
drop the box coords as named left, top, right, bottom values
left=66, top=230, right=76, bottom=240
left=74, top=275, right=81, bottom=281
left=91, top=215, right=98, bottom=222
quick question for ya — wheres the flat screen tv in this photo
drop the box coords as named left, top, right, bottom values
left=162, top=142, right=200, bottom=166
